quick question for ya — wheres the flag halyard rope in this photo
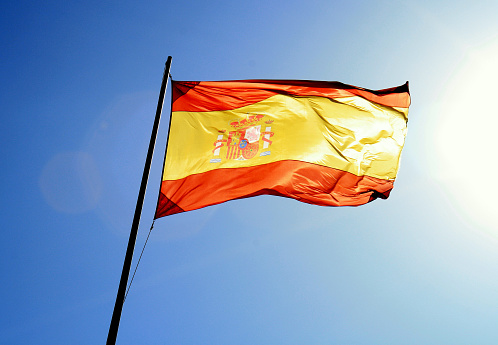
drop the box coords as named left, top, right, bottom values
left=124, top=220, right=154, bottom=302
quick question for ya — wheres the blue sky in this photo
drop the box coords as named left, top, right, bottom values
left=2, top=1, right=498, bottom=344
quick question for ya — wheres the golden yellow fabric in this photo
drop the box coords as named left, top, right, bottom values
left=164, top=94, right=408, bottom=181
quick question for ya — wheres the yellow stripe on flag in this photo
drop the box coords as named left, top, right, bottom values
left=164, top=93, right=407, bottom=181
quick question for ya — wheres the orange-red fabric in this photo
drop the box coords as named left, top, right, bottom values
left=172, top=80, right=410, bottom=112
left=156, top=160, right=393, bottom=217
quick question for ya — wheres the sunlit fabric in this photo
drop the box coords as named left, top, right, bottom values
left=155, top=80, right=410, bottom=218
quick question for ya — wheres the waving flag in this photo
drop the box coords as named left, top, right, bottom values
left=155, top=79, right=410, bottom=218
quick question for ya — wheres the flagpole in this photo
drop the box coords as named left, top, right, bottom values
left=106, top=56, right=172, bottom=345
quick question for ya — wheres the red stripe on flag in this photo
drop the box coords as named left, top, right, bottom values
left=172, top=80, right=410, bottom=112
left=155, top=160, right=393, bottom=218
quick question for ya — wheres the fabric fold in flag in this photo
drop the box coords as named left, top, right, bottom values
left=155, top=79, right=410, bottom=218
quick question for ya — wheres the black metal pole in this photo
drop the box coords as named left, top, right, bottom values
left=106, top=56, right=172, bottom=345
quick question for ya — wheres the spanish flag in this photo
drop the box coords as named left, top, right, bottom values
left=155, top=80, right=410, bottom=218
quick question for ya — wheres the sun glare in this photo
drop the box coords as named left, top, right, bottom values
left=433, top=37, right=498, bottom=235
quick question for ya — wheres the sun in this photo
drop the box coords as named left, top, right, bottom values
left=433, top=36, right=498, bottom=236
